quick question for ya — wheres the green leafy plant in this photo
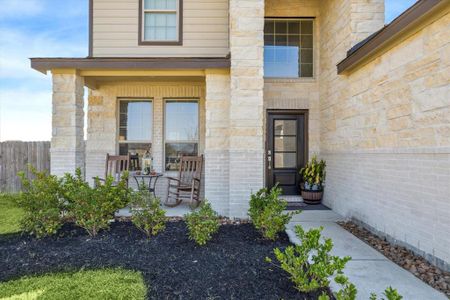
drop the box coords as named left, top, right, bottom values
left=130, top=189, right=166, bottom=238
left=62, top=169, right=131, bottom=237
left=17, top=166, right=65, bottom=238
left=300, top=155, right=326, bottom=189
left=319, top=274, right=358, bottom=300
left=185, top=201, right=219, bottom=246
left=266, top=225, right=351, bottom=293
left=370, top=287, right=403, bottom=300
left=248, top=186, right=297, bottom=240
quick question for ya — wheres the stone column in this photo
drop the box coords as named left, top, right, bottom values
left=229, top=0, right=265, bottom=217
left=50, top=72, right=85, bottom=177
left=205, top=71, right=230, bottom=216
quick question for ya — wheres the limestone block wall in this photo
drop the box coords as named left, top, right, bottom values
left=205, top=72, right=230, bottom=216
left=229, top=0, right=265, bottom=217
left=320, top=2, right=450, bottom=269
left=85, top=80, right=206, bottom=202
left=50, top=73, right=85, bottom=177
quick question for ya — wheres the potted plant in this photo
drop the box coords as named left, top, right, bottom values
left=299, top=155, right=326, bottom=204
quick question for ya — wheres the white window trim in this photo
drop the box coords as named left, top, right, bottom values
left=141, top=0, right=180, bottom=42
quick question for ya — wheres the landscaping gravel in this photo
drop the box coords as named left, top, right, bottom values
left=339, top=221, right=450, bottom=298
left=0, top=221, right=329, bottom=300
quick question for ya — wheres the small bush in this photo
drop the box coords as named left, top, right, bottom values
left=62, top=169, right=130, bottom=237
left=248, top=186, right=297, bottom=240
left=266, top=225, right=351, bottom=293
left=370, top=287, right=403, bottom=300
left=17, top=167, right=65, bottom=238
left=185, top=201, right=219, bottom=246
left=130, top=189, right=166, bottom=238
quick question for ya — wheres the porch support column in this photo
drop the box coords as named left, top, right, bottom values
left=50, top=71, right=85, bottom=177
left=205, top=70, right=230, bottom=216
left=229, top=0, right=265, bottom=217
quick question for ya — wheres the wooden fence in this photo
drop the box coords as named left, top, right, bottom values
left=0, top=141, right=51, bottom=193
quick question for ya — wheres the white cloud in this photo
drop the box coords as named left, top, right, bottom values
left=0, top=0, right=43, bottom=19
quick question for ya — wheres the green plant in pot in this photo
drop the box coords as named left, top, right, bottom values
left=299, top=155, right=326, bottom=204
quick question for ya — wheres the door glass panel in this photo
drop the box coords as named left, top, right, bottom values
left=274, top=120, right=296, bottom=136
left=275, top=136, right=296, bottom=152
left=274, top=152, right=296, bottom=168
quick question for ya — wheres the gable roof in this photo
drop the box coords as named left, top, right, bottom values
left=337, top=0, right=446, bottom=74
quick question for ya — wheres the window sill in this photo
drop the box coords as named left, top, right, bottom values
left=264, top=77, right=317, bottom=83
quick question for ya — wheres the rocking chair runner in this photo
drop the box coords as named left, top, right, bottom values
left=165, top=155, right=203, bottom=208
left=95, top=153, right=131, bottom=186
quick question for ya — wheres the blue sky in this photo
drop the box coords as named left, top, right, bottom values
left=0, top=0, right=417, bottom=141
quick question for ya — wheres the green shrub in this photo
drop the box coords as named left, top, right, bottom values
left=17, top=167, right=65, bottom=238
left=185, top=201, right=219, bottom=246
left=266, top=225, right=351, bottom=293
left=319, top=274, right=358, bottom=300
left=130, top=189, right=166, bottom=238
left=370, top=287, right=403, bottom=300
left=248, top=186, right=296, bottom=240
left=62, top=169, right=130, bottom=237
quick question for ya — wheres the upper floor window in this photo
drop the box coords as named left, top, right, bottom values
left=264, top=19, right=314, bottom=78
left=139, top=0, right=182, bottom=45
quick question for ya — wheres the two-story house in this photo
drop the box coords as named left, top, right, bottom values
left=31, top=0, right=450, bottom=271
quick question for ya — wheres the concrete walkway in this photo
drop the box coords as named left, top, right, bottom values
left=286, top=211, right=447, bottom=300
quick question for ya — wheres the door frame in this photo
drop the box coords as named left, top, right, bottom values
left=265, top=109, right=309, bottom=191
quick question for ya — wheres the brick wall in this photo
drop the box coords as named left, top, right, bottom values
left=320, top=1, right=450, bottom=269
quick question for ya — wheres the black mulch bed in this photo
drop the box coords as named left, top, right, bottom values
left=0, top=221, right=330, bottom=299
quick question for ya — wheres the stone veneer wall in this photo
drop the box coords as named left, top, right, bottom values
left=85, top=81, right=206, bottom=201
left=229, top=0, right=265, bottom=217
left=51, top=73, right=85, bottom=177
left=264, top=0, right=321, bottom=158
left=205, top=72, right=231, bottom=216
left=320, top=1, right=450, bottom=269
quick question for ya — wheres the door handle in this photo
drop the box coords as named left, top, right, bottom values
left=267, top=150, right=272, bottom=170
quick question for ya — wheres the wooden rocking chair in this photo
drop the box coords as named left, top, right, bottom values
left=165, top=155, right=203, bottom=208
left=95, top=153, right=131, bottom=186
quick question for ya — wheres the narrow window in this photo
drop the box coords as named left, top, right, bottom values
left=164, top=100, right=199, bottom=171
left=264, top=19, right=314, bottom=78
left=140, top=0, right=182, bottom=45
left=118, top=99, right=153, bottom=161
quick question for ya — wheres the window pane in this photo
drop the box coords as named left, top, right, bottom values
left=274, top=120, right=296, bottom=135
left=165, top=101, right=199, bottom=141
left=264, top=19, right=313, bottom=78
left=165, top=143, right=198, bottom=171
left=301, top=21, right=313, bottom=34
left=300, top=64, right=313, bottom=77
left=144, top=12, right=177, bottom=41
left=275, top=137, right=296, bottom=152
left=301, top=35, right=313, bottom=48
left=274, top=152, right=296, bottom=168
left=145, top=0, right=177, bottom=10
left=119, top=100, right=152, bottom=142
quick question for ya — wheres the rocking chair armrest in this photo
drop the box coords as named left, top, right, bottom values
left=93, top=177, right=106, bottom=182
left=192, top=177, right=201, bottom=182
left=166, top=176, right=180, bottom=182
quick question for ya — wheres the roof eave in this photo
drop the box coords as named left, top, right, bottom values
left=337, top=0, right=447, bottom=75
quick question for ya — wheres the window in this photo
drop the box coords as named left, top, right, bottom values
left=264, top=19, right=313, bottom=78
left=164, top=100, right=199, bottom=171
left=118, top=100, right=152, bottom=160
left=140, top=0, right=182, bottom=44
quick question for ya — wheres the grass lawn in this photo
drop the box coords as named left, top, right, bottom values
left=0, top=269, right=146, bottom=300
left=0, top=193, right=24, bottom=235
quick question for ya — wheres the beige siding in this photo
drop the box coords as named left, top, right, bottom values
left=92, top=0, right=229, bottom=57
